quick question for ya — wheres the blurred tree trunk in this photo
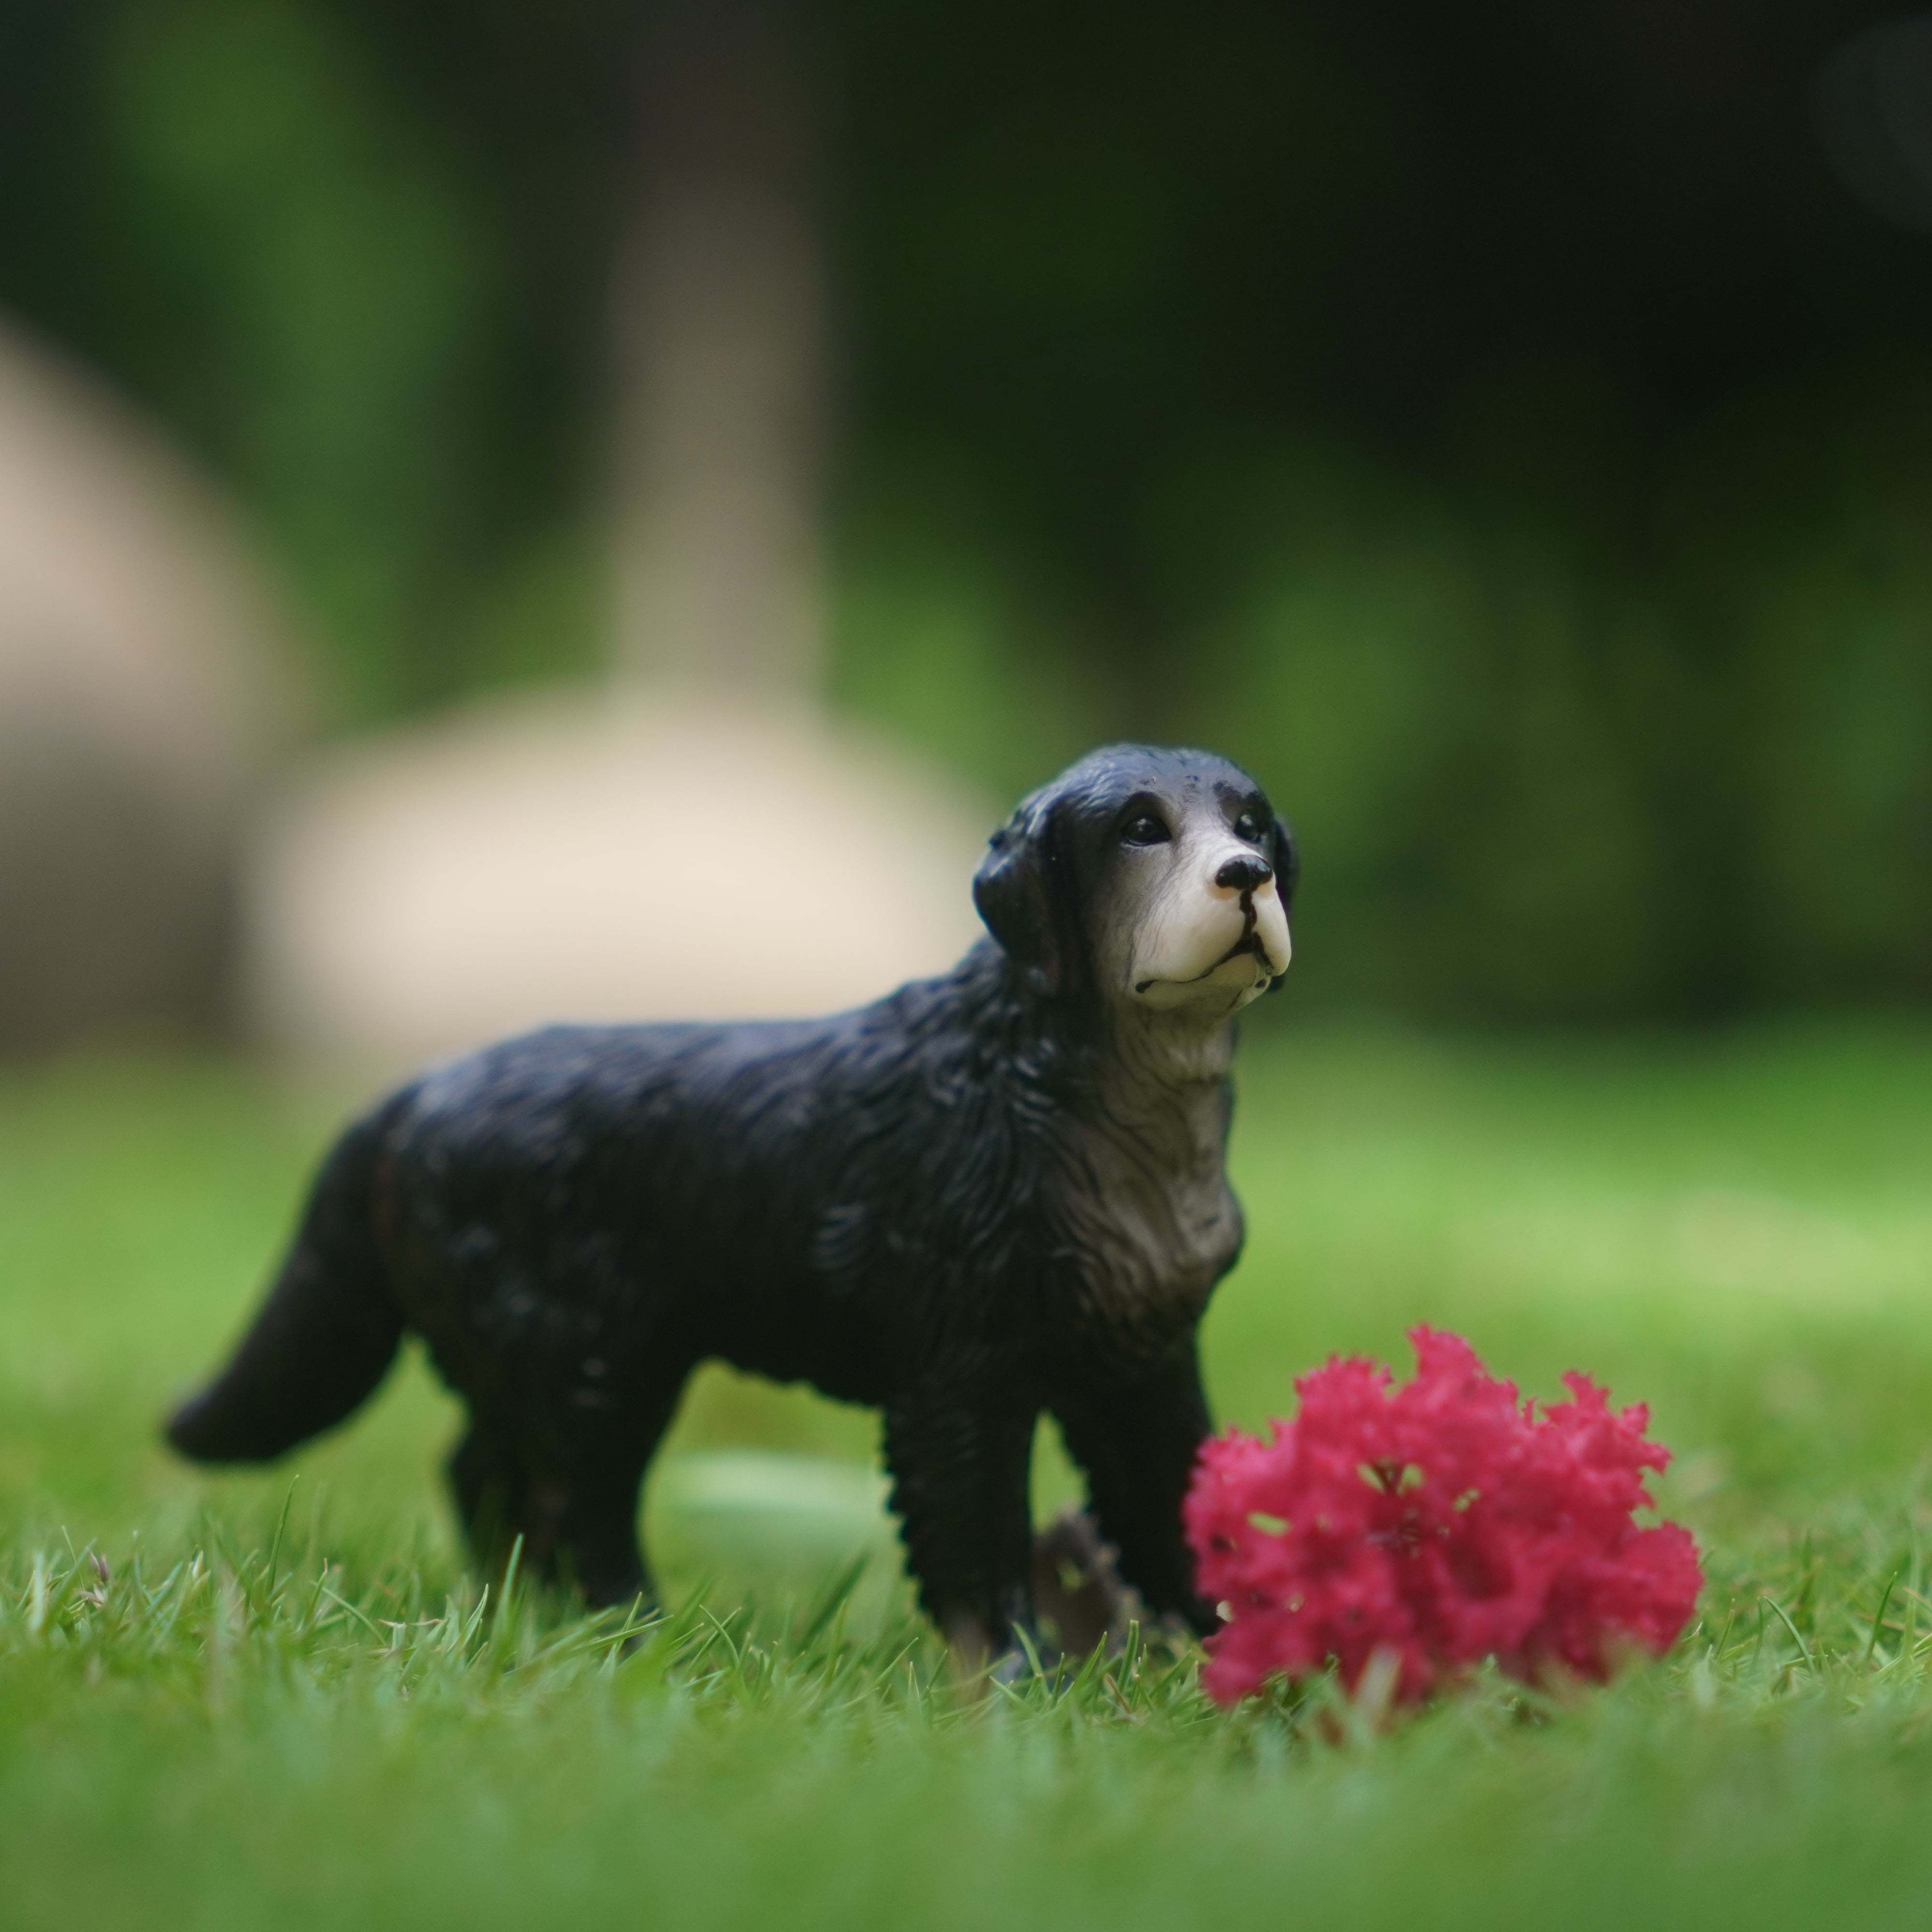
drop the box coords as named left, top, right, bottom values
left=612, top=0, right=825, bottom=698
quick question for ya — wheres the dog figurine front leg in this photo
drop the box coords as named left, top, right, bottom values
left=882, top=1385, right=1042, bottom=1666
left=1050, top=1342, right=1218, bottom=1635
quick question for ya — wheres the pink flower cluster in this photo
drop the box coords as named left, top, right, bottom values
left=1184, top=1328, right=1703, bottom=1707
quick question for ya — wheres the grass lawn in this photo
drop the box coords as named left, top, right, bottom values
left=4, top=1016, right=1932, bottom=1927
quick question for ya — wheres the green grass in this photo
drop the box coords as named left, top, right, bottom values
left=5, top=1018, right=1932, bottom=1928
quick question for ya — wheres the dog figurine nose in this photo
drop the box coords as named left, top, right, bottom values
left=1214, top=854, right=1274, bottom=893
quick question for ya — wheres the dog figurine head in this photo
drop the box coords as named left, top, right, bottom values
left=972, top=745, right=1295, bottom=1016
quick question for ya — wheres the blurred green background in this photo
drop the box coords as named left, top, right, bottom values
left=7, top=16, right=1932, bottom=1919
left=4, top=0, right=1930, bottom=1023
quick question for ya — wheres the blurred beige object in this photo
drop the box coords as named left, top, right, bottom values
left=244, top=690, right=995, bottom=1065
left=0, top=315, right=298, bottom=1051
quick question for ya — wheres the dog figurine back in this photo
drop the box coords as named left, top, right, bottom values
left=168, top=744, right=1296, bottom=1661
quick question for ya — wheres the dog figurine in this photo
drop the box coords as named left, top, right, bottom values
left=168, top=744, right=1296, bottom=1659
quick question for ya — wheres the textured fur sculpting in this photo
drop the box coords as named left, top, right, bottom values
left=168, top=745, right=1296, bottom=1658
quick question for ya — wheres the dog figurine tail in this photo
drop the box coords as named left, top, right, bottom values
left=166, top=1108, right=404, bottom=1464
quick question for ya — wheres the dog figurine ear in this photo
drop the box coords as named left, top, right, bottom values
left=1267, top=813, right=1299, bottom=992
left=973, top=800, right=1080, bottom=997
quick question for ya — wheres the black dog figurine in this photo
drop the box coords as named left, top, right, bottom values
left=168, top=744, right=1296, bottom=1659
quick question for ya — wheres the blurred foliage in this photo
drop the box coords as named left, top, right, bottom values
left=824, top=477, right=1117, bottom=811
left=0, top=0, right=1928, bottom=1017
left=0, top=0, right=623, bottom=718
left=102, top=0, right=502, bottom=712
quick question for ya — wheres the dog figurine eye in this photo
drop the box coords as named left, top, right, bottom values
left=1233, top=811, right=1262, bottom=843
left=1121, top=814, right=1171, bottom=848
